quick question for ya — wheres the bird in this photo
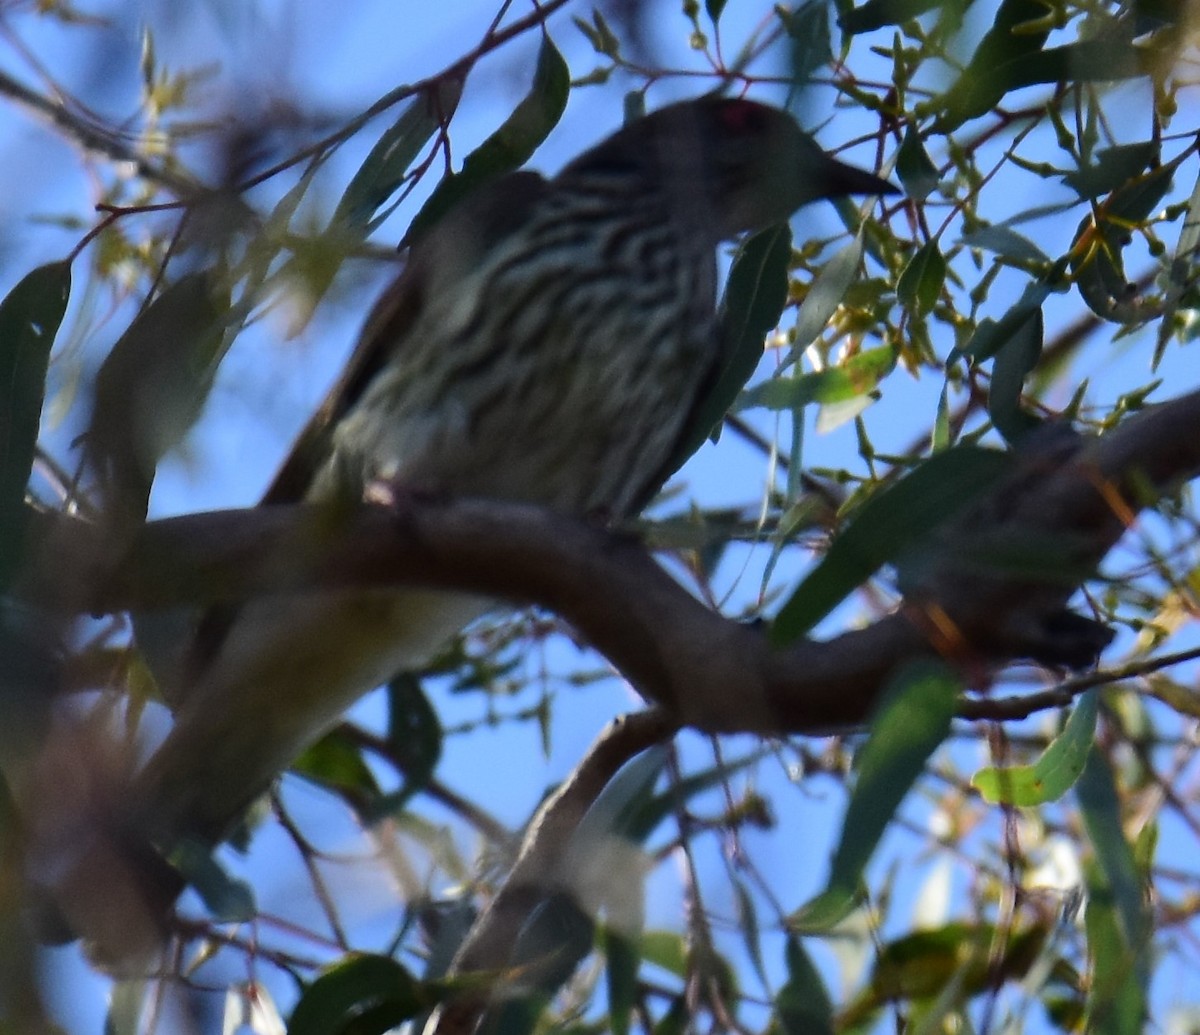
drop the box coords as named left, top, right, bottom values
left=123, top=95, right=896, bottom=883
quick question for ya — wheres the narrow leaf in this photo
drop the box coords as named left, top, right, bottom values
left=960, top=225, right=1050, bottom=265
left=0, top=261, right=71, bottom=587
left=1155, top=162, right=1200, bottom=368
left=785, top=235, right=865, bottom=365
left=1062, top=141, right=1159, bottom=200
left=86, top=270, right=229, bottom=523
left=603, top=926, right=639, bottom=1035
left=671, top=224, right=791, bottom=468
left=987, top=304, right=1043, bottom=444
left=740, top=345, right=895, bottom=412
left=381, top=673, right=442, bottom=811
left=960, top=279, right=1052, bottom=362
left=796, top=661, right=960, bottom=926
left=1077, top=748, right=1148, bottom=948
left=169, top=838, right=254, bottom=922
left=334, top=80, right=462, bottom=230
left=1084, top=883, right=1147, bottom=1035
left=772, top=446, right=1011, bottom=643
left=973, top=690, right=1098, bottom=805
left=896, top=124, right=939, bottom=200
left=289, top=955, right=431, bottom=1035
left=776, top=938, right=835, bottom=1035
left=406, top=35, right=569, bottom=244
left=840, top=0, right=945, bottom=34
left=781, top=1, right=833, bottom=81
left=897, top=239, right=946, bottom=316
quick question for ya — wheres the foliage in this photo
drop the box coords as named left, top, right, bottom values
left=0, top=1, right=1198, bottom=1033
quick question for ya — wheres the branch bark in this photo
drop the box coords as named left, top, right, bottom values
left=28, top=386, right=1200, bottom=735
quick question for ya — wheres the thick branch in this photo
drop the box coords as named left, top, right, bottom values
left=27, top=387, right=1200, bottom=737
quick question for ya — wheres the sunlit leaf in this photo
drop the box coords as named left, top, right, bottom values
left=973, top=690, right=1098, bottom=805
left=740, top=344, right=895, bottom=413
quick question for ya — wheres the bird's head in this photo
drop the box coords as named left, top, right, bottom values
left=622, top=96, right=899, bottom=240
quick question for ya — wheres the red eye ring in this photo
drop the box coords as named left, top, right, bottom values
left=716, top=98, right=768, bottom=135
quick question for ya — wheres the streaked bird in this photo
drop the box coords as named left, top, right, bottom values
left=125, top=95, right=896, bottom=897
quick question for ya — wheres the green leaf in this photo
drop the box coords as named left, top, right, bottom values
left=1155, top=162, right=1200, bottom=369
left=671, top=223, right=791, bottom=468
left=929, top=0, right=1052, bottom=132
left=785, top=235, right=865, bottom=365
left=86, top=269, right=230, bottom=523
left=839, top=0, right=945, bottom=34
left=960, top=279, right=1053, bottom=362
left=169, top=838, right=254, bottom=922
left=0, top=261, right=71, bottom=588
left=795, top=661, right=960, bottom=928
left=406, top=34, right=569, bottom=244
left=993, top=37, right=1146, bottom=94
left=866, top=921, right=1049, bottom=1004
left=973, top=690, right=1099, bottom=805
left=1062, top=141, right=1159, bottom=200
left=781, top=1, right=833, bottom=81
left=705, top=0, right=728, bottom=22
left=1077, top=748, right=1148, bottom=949
left=334, top=80, right=462, bottom=230
left=733, top=880, right=768, bottom=987
left=897, top=240, right=945, bottom=317
left=603, top=926, right=639, bottom=1035
left=380, top=673, right=442, bottom=812
left=577, top=746, right=668, bottom=846
left=480, top=892, right=595, bottom=1035
left=987, top=303, right=1043, bottom=444
left=896, top=124, right=939, bottom=201
left=1070, top=152, right=1186, bottom=325
left=960, top=225, right=1050, bottom=265
left=1084, top=882, right=1147, bottom=1035
left=289, top=955, right=431, bottom=1035
left=833, top=661, right=958, bottom=891
left=640, top=930, right=688, bottom=977
left=624, top=748, right=770, bottom=841
left=292, top=726, right=381, bottom=803
left=740, top=345, right=895, bottom=412
left=772, top=446, right=1012, bottom=643
left=776, top=938, right=834, bottom=1035
left=653, top=998, right=688, bottom=1035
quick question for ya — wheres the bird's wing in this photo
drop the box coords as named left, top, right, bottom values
left=263, top=169, right=552, bottom=504
left=181, top=170, right=553, bottom=685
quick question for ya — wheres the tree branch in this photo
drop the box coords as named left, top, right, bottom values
left=26, top=387, right=1200, bottom=739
